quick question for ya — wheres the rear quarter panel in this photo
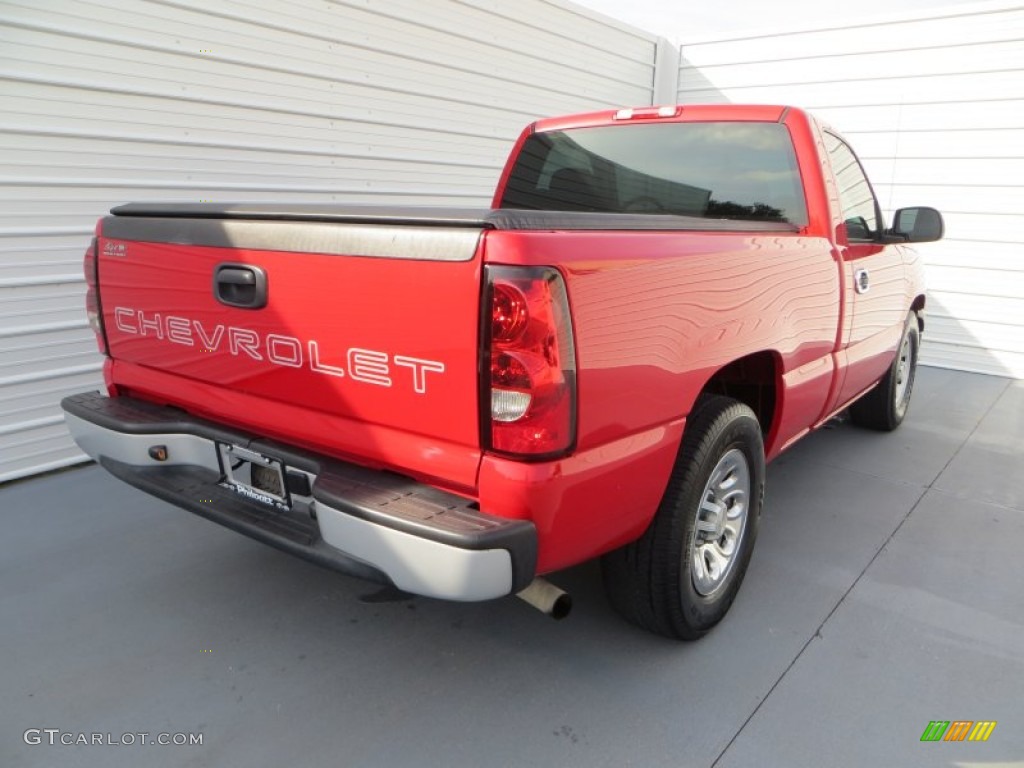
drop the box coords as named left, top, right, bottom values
left=483, top=230, right=840, bottom=455
left=480, top=229, right=840, bottom=571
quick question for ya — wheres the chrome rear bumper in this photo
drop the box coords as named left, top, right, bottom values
left=61, top=392, right=536, bottom=601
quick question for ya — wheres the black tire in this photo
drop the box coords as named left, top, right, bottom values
left=849, top=312, right=920, bottom=432
left=602, top=395, right=765, bottom=640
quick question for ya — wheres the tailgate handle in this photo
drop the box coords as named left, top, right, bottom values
left=214, top=264, right=267, bottom=309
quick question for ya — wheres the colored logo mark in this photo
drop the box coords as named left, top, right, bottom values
left=921, top=720, right=997, bottom=742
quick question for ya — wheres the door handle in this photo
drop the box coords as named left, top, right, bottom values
left=854, top=268, right=870, bottom=294
left=214, top=264, right=267, bottom=308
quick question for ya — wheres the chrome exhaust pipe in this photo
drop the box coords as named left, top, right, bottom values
left=516, top=578, right=572, bottom=619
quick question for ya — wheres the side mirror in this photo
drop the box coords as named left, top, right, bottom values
left=844, top=216, right=872, bottom=241
left=892, top=206, right=944, bottom=243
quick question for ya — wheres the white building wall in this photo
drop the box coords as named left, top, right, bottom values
left=0, top=0, right=658, bottom=483
left=677, top=1, right=1024, bottom=379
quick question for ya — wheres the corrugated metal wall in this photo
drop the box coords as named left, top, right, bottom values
left=0, top=0, right=658, bottom=483
left=677, top=1, right=1024, bottom=379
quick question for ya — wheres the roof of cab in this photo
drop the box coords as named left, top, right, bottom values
left=533, top=104, right=798, bottom=133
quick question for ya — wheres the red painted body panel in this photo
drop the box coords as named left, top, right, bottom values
left=478, top=420, right=685, bottom=573
left=482, top=230, right=840, bottom=458
left=535, top=104, right=788, bottom=133
left=95, top=103, right=926, bottom=579
left=99, top=239, right=483, bottom=490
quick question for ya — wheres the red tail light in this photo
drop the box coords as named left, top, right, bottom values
left=483, top=266, right=576, bottom=458
left=83, top=236, right=108, bottom=355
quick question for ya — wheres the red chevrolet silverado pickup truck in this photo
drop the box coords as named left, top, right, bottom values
left=62, top=104, right=943, bottom=639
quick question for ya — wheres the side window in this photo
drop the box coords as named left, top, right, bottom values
left=823, top=132, right=879, bottom=241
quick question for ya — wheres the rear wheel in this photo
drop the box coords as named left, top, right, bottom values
left=850, top=312, right=920, bottom=431
left=602, top=395, right=765, bottom=640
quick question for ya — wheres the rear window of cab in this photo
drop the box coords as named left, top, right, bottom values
left=500, top=121, right=808, bottom=227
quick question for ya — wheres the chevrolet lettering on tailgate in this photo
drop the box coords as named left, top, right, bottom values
left=113, top=307, right=446, bottom=393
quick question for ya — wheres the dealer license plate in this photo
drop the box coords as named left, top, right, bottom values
left=217, top=443, right=290, bottom=512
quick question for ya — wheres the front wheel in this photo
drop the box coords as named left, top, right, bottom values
left=850, top=312, right=920, bottom=431
left=602, top=395, right=765, bottom=640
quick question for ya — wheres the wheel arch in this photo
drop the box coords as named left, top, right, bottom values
left=911, top=294, right=926, bottom=333
left=693, top=350, right=782, bottom=441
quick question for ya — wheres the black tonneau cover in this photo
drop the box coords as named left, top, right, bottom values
left=109, top=203, right=799, bottom=233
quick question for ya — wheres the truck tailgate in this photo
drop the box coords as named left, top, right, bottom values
left=97, top=209, right=485, bottom=487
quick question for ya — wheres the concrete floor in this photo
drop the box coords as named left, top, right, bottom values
left=2, top=367, right=1022, bottom=768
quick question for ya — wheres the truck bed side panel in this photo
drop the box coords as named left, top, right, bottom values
left=481, top=229, right=840, bottom=568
